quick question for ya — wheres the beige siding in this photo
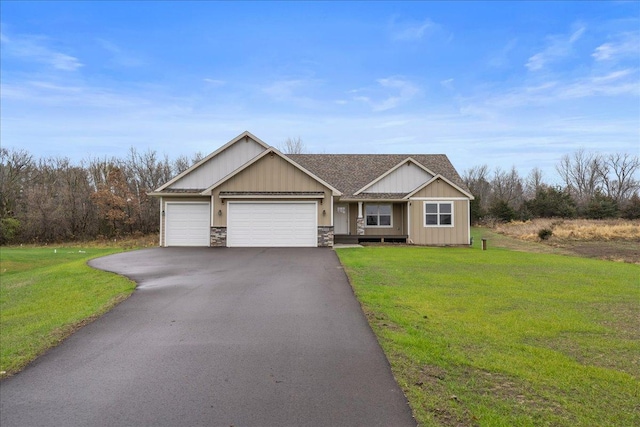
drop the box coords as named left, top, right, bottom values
left=343, top=202, right=406, bottom=235
left=160, top=197, right=211, bottom=246
left=212, top=154, right=332, bottom=227
left=364, top=203, right=405, bottom=235
left=408, top=179, right=470, bottom=245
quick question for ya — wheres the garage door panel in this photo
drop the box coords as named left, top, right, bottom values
left=227, top=202, right=317, bottom=247
left=166, top=203, right=210, bottom=247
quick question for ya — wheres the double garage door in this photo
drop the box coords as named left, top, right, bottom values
left=165, top=202, right=317, bottom=247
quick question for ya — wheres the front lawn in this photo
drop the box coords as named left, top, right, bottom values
left=336, top=237, right=639, bottom=426
left=0, top=247, right=135, bottom=378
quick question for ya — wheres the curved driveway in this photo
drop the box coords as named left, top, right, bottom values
left=1, top=248, right=415, bottom=427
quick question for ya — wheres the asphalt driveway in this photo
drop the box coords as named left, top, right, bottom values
left=0, top=248, right=415, bottom=427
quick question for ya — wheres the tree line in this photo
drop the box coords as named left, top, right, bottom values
left=1, top=146, right=638, bottom=244
left=464, top=149, right=640, bottom=224
left=0, top=147, right=203, bottom=244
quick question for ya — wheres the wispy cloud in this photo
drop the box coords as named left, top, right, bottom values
left=0, top=31, right=83, bottom=71
left=97, top=38, right=144, bottom=68
left=526, top=23, right=586, bottom=71
left=592, top=31, right=640, bottom=61
left=390, top=17, right=437, bottom=41
left=262, top=78, right=322, bottom=109
left=352, top=77, right=419, bottom=112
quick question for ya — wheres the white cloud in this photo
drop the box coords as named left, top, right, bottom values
left=0, top=31, right=83, bottom=71
left=526, top=23, right=586, bottom=71
left=592, top=31, right=640, bottom=61
left=97, top=38, right=145, bottom=67
left=390, top=17, right=437, bottom=41
left=440, top=79, right=454, bottom=90
left=203, top=78, right=226, bottom=86
left=352, top=77, right=420, bottom=112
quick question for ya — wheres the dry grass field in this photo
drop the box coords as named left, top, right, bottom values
left=491, top=219, right=640, bottom=263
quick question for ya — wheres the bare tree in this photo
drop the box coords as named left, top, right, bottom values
left=0, top=148, right=33, bottom=218
left=598, top=153, right=640, bottom=204
left=279, top=136, right=307, bottom=154
left=556, top=149, right=604, bottom=206
left=491, top=166, right=524, bottom=208
left=524, top=167, right=545, bottom=200
left=463, top=164, right=491, bottom=211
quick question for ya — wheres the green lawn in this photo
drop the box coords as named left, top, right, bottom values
left=337, top=233, right=640, bottom=426
left=0, top=247, right=135, bottom=377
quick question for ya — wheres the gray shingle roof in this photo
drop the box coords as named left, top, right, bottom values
left=288, top=154, right=469, bottom=198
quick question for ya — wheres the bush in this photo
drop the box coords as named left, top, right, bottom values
left=526, top=186, right=577, bottom=218
left=538, top=228, right=553, bottom=240
left=584, top=193, right=618, bottom=219
left=0, top=217, right=21, bottom=244
left=488, top=199, right=516, bottom=223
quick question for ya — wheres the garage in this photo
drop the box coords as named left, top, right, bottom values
left=227, top=202, right=317, bottom=247
left=165, top=202, right=210, bottom=246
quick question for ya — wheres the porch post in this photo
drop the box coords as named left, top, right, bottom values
left=356, top=201, right=365, bottom=235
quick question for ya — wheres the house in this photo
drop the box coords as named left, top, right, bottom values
left=149, top=131, right=474, bottom=247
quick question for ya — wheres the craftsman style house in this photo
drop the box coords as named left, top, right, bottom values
left=150, top=131, right=474, bottom=247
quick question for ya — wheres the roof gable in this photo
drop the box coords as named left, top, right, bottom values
left=354, top=157, right=435, bottom=195
left=288, top=154, right=470, bottom=198
left=155, top=131, right=269, bottom=192
left=202, top=148, right=342, bottom=196
left=405, top=174, right=474, bottom=199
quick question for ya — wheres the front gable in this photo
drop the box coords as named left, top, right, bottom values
left=354, top=158, right=435, bottom=195
left=406, top=175, right=473, bottom=199
left=216, top=150, right=333, bottom=194
left=155, top=131, right=269, bottom=192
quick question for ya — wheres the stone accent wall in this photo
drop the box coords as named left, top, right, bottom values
left=317, top=226, right=334, bottom=247
left=210, top=227, right=227, bottom=247
left=356, top=217, right=365, bottom=235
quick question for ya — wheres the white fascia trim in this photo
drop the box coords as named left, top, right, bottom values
left=220, top=194, right=325, bottom=199
left=409, top=197, right=470, bottom=201
left=148, top=192, right=205, bottom=197
left=404, top=174, right=474, bottom=199
left=159, top=196, right=164, bottom=247
left=353, top=157, right=437, bottom=195
left=200, top=148, right=342, bottom=196
left=155, top=131, right=270, bottom=192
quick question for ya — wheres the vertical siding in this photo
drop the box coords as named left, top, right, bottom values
left=212, top=154, right=333, bottom=227
left=409, top=200, right=469, bottom=245
left=169, top=137, right=265, bottom=189
left=365, top=163, right=432, bottom=193
left=363, top=203, right=405, bottom=235
left=408, top=179, right=470, bottom=245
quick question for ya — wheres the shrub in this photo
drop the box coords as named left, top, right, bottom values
left=0, top=217, right=21, bottom=244
left=538, top=228, right=553, bottom=240
left=488, top=199, right=516, bottom=223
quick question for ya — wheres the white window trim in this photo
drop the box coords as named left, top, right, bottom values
left=364, top=203, right=393, bottom=228
left=423, top=201, right=454, bottom=228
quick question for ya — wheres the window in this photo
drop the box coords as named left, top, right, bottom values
left=424, top=202, right=453, bottom=227
left=365, top=204, right=392, bottom=227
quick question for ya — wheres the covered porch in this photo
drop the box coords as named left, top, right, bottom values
left=333, top=200, right=409, bottom=244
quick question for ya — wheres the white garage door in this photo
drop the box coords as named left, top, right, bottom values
left=227, top=202, right=317, bottom=247
left=165, top=202, right=210, bottom=247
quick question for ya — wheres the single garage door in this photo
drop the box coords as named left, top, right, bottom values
left=165, top=202, right=210, bottom=246
left=227, top=202, right=317, bottom=247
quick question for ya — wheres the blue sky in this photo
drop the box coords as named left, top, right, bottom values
left=1, top=1, right=638, bottom=183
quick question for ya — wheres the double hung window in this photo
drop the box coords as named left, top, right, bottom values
left=424, top=202, right=453, bottom=226
left=365, top=204, right=392, bottom=227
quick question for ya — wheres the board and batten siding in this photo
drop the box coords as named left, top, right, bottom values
left=212, top=154, right=333, bottom=227
left=169, top=137, right=266, bottom=189
left=345, top=202, right=406, bottom=235
left=408, top=179, right=470, bottom=245
left=364, top=162, right=433, bottom=193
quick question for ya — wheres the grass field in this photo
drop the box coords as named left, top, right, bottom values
left=337, top=231, right=640, bottom=426
left=0, top=247, right=135, bottom=378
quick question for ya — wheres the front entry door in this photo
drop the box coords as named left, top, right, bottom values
left=334, top=203, right=349, bottom=234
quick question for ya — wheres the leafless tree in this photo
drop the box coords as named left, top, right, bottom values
left=598, top=153, right=640, bottom=204
left=279, top=136, right=307, bottom=154
left=556, top=149, right=604, bottom=206
left=0, top=148, right=33, bottom=218
left=524, top=167, right=545, bottom=200
left=491, top=166, right=524, bottom=208
left=463, top=164, right=491, bottom=211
